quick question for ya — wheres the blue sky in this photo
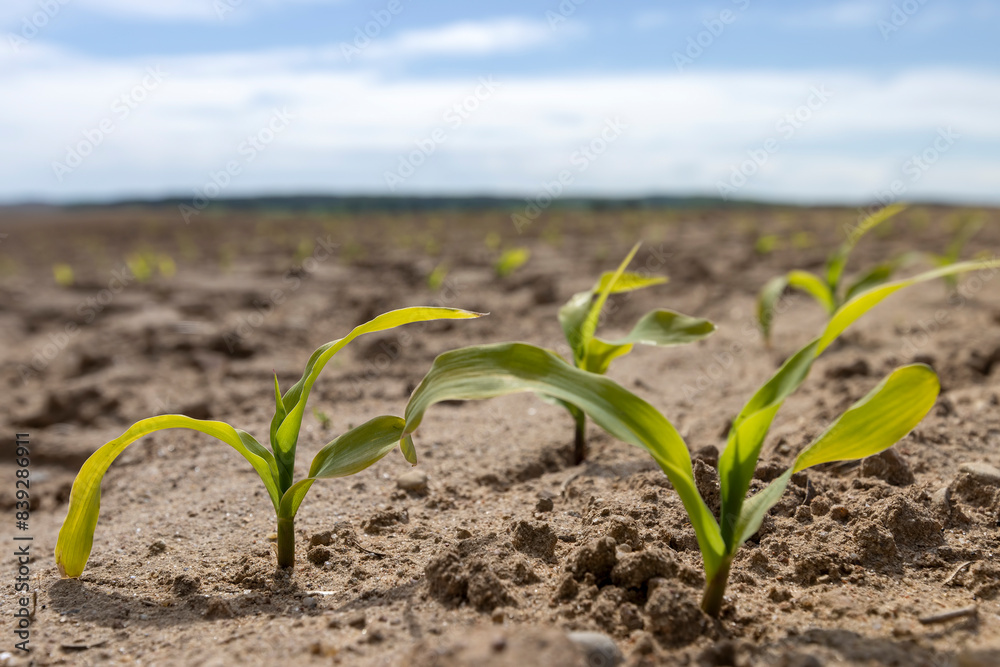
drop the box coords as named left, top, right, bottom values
left=2, top=0, right=999, bottom=205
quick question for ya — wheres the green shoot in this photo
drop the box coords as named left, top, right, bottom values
left=927, top=211, right=983, bottom=289
left=312, top=407, right=332, bottom=431
left=427, top=262, right=449, bottom=291
left=758, top=203, right=913, bottom=344
left=558, top=244, right=715, bottom=463
left=495, top=247, right=531, bottom=278
left=53, top=263, right=75, bottom=287
left=55, top=307, right=482, bottom=578
left=399, top=259, right=998, bottom=617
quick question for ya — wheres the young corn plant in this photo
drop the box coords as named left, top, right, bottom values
left=55, top=307, right=481, bottom=578
left=757, top=203, right=912, bottom=344
left=399, top=260, right=998, bottom=617
left=927, top=212, right=983, bottom=290
left=558, top=243, right=715, bottom=463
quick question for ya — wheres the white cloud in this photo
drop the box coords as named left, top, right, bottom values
left=1, top=42, right=998, bottom=204
left=362, top=18, right=566, bottom=60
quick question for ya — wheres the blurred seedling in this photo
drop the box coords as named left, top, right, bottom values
left=400, top=258, right=998, bottom=617
left=495, top=247, right=531, bottom=278
left=484, top=231, right=502, bottom=251
left=427, top=262, right=449, bottom=291
left=927, top=211, right=983, bottom=290
left=53, top=263, right=75, bottom=287
left=758, top=203, right=917, bottom=345
left=312, top=407, right=332, bottom=431
left=55, top=307, right=482, bottom=578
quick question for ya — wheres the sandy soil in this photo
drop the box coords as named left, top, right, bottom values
left=1, top=205, right=999, bottom=666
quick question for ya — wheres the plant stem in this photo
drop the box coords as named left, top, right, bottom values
left=701, top=557, right=732, bottom=618
left=572, top=410, right=587, bottom=465
left=276, top=516, right=295, bottom=569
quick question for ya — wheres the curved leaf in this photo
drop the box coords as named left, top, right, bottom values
left=271, top=307, right=483, bottom=489
left=818, top=259, right=1000, bottom=355
left=583, top=309, right=716, bottom=375
left=757, top=274, right=789, bottom=343
left=278, top=415, right=409, bottom=522
left=723, top=257, right=999, bottom=549
left=842, top=251, right=921, bottom=303
left=601, top=309, right=717, bottom=348
left=787, top=270, right=836, bottom=314
left=558, top=243, right=642, bottom=366
left=593, top=271, right=668, bottom=294
left=402, top=342, right=727, bottom=577
left=309, top=415, right=406, bottom=479
left=55, top=416, right=278, bottom=578
left=826, top=203, right=907, bottom=290
left=718, top=340, right=818, bottom=545
left=733, top=364, right=939, bottom=547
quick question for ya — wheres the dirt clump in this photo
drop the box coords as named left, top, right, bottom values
left=509, top=519, right=558, bottom=559
left=860, top=448, right=915, bottom=486
left=425, top=549, right=515, bottom=612
left=644, top=580, right=708, bottom=647
left=566, top=536, right=617, bottom=584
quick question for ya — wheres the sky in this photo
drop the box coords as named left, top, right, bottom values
left=1, top=0, right=999, bottom=206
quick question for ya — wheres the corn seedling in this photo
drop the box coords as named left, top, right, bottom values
left=55, top=307, right=481, bottom=578
left=399, top=260, right=998, bottom=617
left=928, top=212, right=983, bottom=290
left=427, top=262, right=449, bottom=291
left=558, top=244, right=714, bottom=463
left=495, top=247, right=531, bottom=278
left=757, top=203, right=912, bottom=344
left=53, top=263, right=74, bottom=287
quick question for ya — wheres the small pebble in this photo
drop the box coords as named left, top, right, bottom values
left=303, top=596, right=317, bottom=609
left=347, top=612, right=367, bottom=629
left=536, top=497, right=554, bottom=512
left=397, top=470, right=429, bottom=494
left=567, top=631, right=623, bottom=666
left=958, top=462, right=1000, bottom=487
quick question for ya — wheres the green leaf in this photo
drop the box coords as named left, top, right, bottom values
left=732, top=364, right=939, bottom=547
left=309, top=416, right=406, bottom=479
left=55, top=416, right=279, bottom=578
left=787, top=270, right=836, bottom=314
left=582, top=309, right=715, bottom=375
left=277, top=415, right=407, bottom=520
left=593, top=271, right=668, bottom=294
left=826, top=203, right=907, bottom=290
left=558, top=244, right=642, bottom=367
left=757, top=275, right=789, bottom=344
left=402, top=342, right=727, bottom=578
left=271, top=307, right=483, bottom=490
left=721, top=258, right=999, bottom=549
left=495, top=247, right=531, bottom=277
left=842, top=252, right=921, bottom=303
left=718, top=341, right=818, bottom=545
left=601, top=309, right=717, bottom=348
left=582, top=337, right=633, bottom=375
left=818, top=259, right=1000, bottom=356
